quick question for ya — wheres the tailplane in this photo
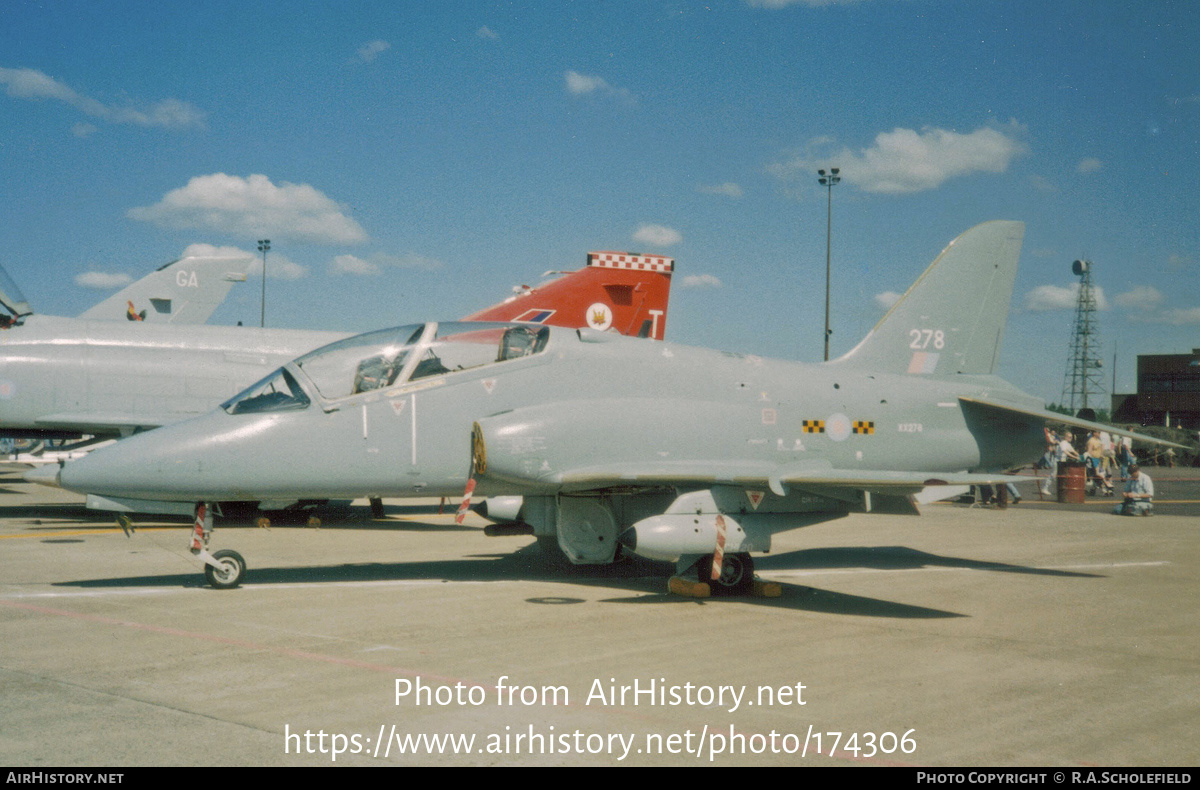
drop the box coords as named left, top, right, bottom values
left=833, top=221, right=1024, bottom=377
left=79, top=254, right=253, bottom=325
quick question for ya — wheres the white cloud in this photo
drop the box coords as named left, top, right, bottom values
left=632, top=224, right=682, bottom=247
left=1115, top=286, right=1200, bottom=325
left=565, top=70, right=634, bottom=102
left=1077, top=158, right=1103, bottom=174
left=680, top=274, right=722, bottom=289
left=1114, top=286, right=1164, bottom=312
left=74, top=271, right=133, bottom=290
left=565, top=71, right=608, bottom=95
left=357, top=40, right=390, bottom=63
left=179, top=243, right=303, bottom=280
left=331, top=254, right=381, bottom=276
left=769, top=124, right=1027, bottom=194
left=1023, top=283, right=1108, bottom=312
left=1028, top=174, right=1058, bottom=193
left=127, top=174, right=368, bottom=245
left=179, top=243, right=255, bottom=261
left=476, top=26, right=498, bottom=40
left=875, top=291, right=902, bottom=310
left=1159, top=307, right=1200, bottom=325
left=249, top=254, right=307, bottom=281
left=698, top=182, right=744, bottom=199
left=0, top=67, right=204, bottom=130
left=330, top=252, right=444, bottom=276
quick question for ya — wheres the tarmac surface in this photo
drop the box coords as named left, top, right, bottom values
left=1, top=467, right=1197, bottom=767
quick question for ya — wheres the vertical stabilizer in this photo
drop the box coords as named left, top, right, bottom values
left=464, top=251, right=674, bottom=340
left=833, top=221, right=1024, bottom=377
left=78, top=255, right=253, bottom=325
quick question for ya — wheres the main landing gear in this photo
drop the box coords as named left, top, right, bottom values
left=667, top=553, right=781, bottom=599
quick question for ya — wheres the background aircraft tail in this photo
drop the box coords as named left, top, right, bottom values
left=464, top=251, right=674, bottom=340
left=833, top=221, right=1025, bottom=377
left=78, top=255, right=253, bottom=325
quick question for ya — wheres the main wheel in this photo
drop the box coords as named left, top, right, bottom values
left=700, top=553, right=754, bottom=596
left=204, top=549, right=246, bottom=590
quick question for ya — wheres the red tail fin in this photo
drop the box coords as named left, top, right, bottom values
left=463, top=251, right=673, bottom=340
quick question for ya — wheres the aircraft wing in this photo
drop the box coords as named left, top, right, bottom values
left=958, top=396, right=1189, bottom=449
left=32, top=411, right=183, bottom=434
left=549, top=459, right=1022, bottom=497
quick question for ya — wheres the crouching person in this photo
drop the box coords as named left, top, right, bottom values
left=1113, top=464, right=1154, bottom=516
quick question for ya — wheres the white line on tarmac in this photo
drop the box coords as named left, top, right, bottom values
left=0, top=577, right=514, bottom=601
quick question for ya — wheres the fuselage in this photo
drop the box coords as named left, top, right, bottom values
left=0, top=315, right=347, bottom=438
left=58, top=322, right=1048, bottom=503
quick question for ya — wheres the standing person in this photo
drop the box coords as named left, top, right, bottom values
left=1118, top=436, right=1135, bottom=480
left=1086, top=431, right=1113, bottom=495
left=1040, top=429, right=1059, bottom=498
left=1113, top=464, right=1154, bottom=516
left=1058, top=431, right=1081, bottom=464
left=1100, top=430, right=1116, bottom=477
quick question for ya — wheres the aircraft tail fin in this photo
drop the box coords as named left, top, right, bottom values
left=464, top=251, right=674, bottom=340
left=78, top=254, right=253, bottom=325
left=833, top=221, right=1025, bottom=377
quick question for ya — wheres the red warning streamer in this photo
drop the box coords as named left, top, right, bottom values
left=711, top=514, right=727, bottom=582
left=455, top=479, right=476, bottom=525
left=191, top=503, right=206, bottom=551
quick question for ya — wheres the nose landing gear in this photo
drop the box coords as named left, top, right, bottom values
left=191, top=502, right=247, bottom=589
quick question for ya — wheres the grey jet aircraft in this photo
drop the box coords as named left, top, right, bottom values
left=75, top=253, right=253, bottom=325
left=0, top=252, right=262, bottom=446
left=0, top=253, right=251, bottom=461
left=2, top=250, right=671, bottom=447
left=51, top=221, right=1171, bottom=594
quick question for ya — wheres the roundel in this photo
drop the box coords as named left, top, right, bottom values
left=826, top=413, right=851, bottom=442
left=586, top=302, right=613, bottom=331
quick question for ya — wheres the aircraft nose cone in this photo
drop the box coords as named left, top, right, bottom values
left=57, top=430, right=194, bottom=500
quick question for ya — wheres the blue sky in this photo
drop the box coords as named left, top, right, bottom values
left=1, top=0, right=1196, bottom=405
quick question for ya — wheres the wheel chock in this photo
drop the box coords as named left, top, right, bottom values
left=752, top=579, right=782, bottom=598
left=307, top=516, right=321, bottom=529
left=255, top=516, right=271, bottom=530
left=668, top=576, right=711, bottom=598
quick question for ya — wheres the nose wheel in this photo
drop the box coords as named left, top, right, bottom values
left=203, top=549, right=247, bottom=590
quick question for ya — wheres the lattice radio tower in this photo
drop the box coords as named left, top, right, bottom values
left=1059, top=258, right=1105, bottom=413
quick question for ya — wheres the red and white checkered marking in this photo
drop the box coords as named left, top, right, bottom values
left=587, top=251, right=674, bottom=273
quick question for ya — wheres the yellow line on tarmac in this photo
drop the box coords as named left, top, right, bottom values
left=0, top=527, right=180, bottom=539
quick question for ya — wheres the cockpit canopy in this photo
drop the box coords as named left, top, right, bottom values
left=0, top=263, right=32, bottom=322
left=222, top=322, right=550, bottom=414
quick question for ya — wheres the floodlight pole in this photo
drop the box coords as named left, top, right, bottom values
left=257, top=239, right=270, bottom=328
left=817, top=168, right=840, bottom=361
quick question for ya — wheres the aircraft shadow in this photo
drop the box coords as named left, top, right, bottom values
left=754, top=546, right=1102, bottom=579
left=56, top=544, right=974, bottom=618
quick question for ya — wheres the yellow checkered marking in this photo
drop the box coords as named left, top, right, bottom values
left=802, top=420, right=825, bottom=434
left=852, top=421, right=875, bottom=435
